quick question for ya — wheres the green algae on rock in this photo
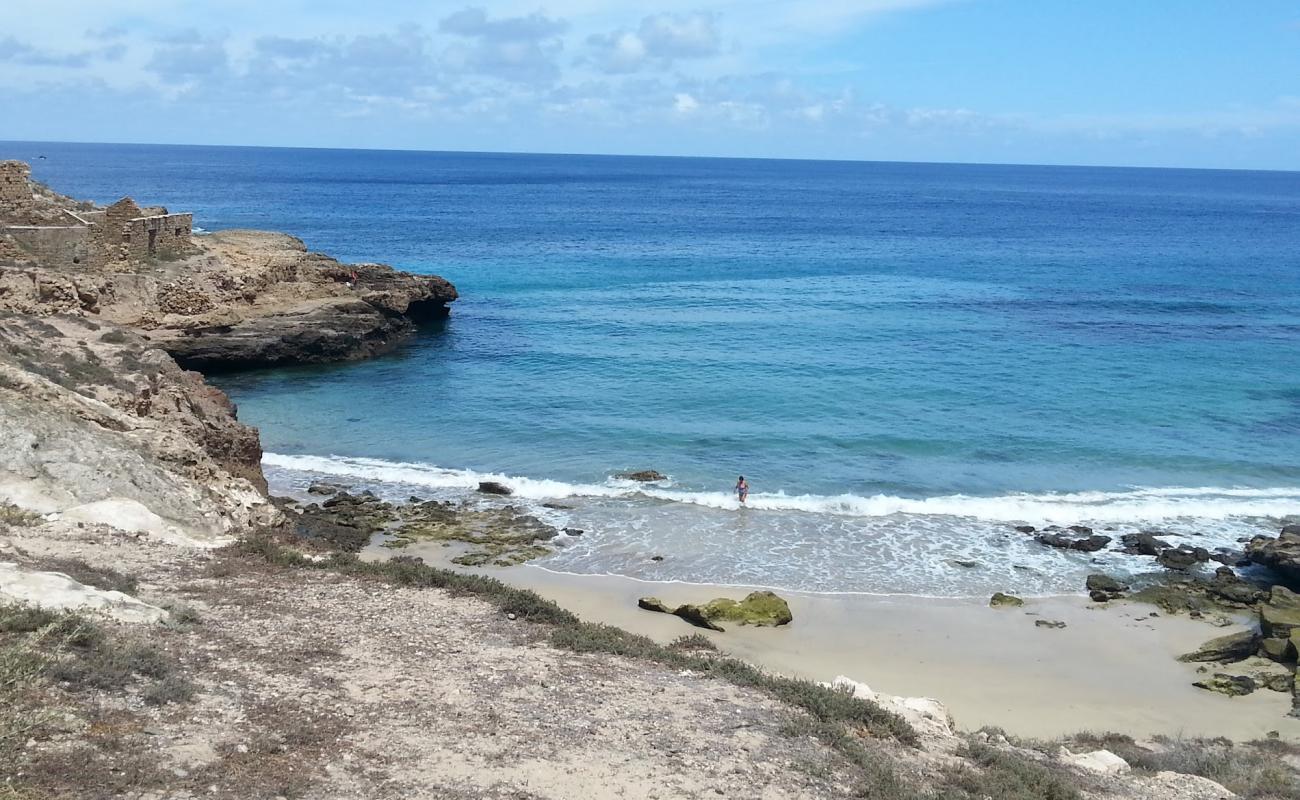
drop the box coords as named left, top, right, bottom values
left=637, top=591, right=793, bottom=632
left=989, top=592, right=1024, bottom=608
left=701, top=591, right=793, bottom=627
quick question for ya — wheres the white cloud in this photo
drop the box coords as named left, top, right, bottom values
left=588, top=12, right=720, bottom=74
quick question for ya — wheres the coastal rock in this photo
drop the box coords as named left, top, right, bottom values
left=1192, top=673, right=1257, bottom=697
left=637, top=592, right=792, bottom=630
left=822, top=676, right=954, bottom=741
left=1260, top=587, right=1300, bottom=639
left=1259, top=637, right=1293, bottom=663
left=1206, top=572, right=1265, bottom=607
left=477, top=481, right=513, bottom=496
left=701, top=591, right=794, bottom=627
left=0, top=313, right=275, bottom=543
left=1013, top=525, right=1036, bottom=534
left=1057, top=747, right=1130, bottom=776
left=1036, top=532, right=1112, bottom=553
left=1035, top=620, right=1067, bottom=629
left=619, top=470, right=667, bottom=482
left=669, top=604, right=726, bottom=632
left=989, top=592, right=1024, bottom=608
left=1156, top=547, right=1204, bottom=571
left=1120, top=532, right=1172, bottom=557
left=1177, top=630, right=1260, bottom=663
left=1128, top=582, right=1208, bottom=615
left=0, top=561, right=167, bottom=623
left=638, top=597, right=672, bottom=614
left=1246, top=527, right=1300, bottom=584
left=1085, top=574, right=1126, bottom=596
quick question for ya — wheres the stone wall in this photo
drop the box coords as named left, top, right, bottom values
left=123, top=213, right=194, bottom=261
left=0, top=162, right=34, bottom=222
left=2, top=225, right=93, bottom=269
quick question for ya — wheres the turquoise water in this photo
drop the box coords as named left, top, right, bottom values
left=10, top=142, right=1300, bottom=594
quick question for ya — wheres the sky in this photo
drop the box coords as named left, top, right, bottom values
left=1, top=0, right=1298, bottom=169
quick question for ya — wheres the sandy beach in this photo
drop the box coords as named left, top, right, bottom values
left=365, top=539, right=1300, bottom=741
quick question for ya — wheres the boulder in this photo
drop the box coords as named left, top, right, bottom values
left=1057, top=747, right=1130, bottom=776
left=822, top=676, right=953, bottom=740
left=1036, top=533, right=1112, bottom=552
left=619, top=470, right=667, bottom=482
left=1192, top=673, right=1256, bottom=697
left=989, top=592, right=1024, bottom=608
left=1089, top=590, right=1112, bottom=603
left=701, top=591, right=793, bottom=627
left=1178, top=630, right=1260, bottom=663
left=1245, top=528, right=1300, bottom=583
left=1260, top=587, right=1300, bottom=639
left=1157, top=547, right=1201, bottom=571
left=1206, top=572, right=1265, bottom=607
left=1259, top=637, right=1293, bottom=662
left=1120, top=532, right=1172, bottom=556
left=1085, top=574, right=1126, bottom=594
left=1013, top=525, right=1036, bottom=534
left=477, top=481, right=513, bottom=496
left=1068, top=525, right=1094, bottom=535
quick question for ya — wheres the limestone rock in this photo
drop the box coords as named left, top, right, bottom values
left=1178, top=630, right=1260, bottom=663
left=0, top=561, right=166, bottom=624
left=638, top=597, right=672, bottom=614
left=0, top=313, right=275, bottom=543
left=1259, top=637, right=1293, bottom=663
left=1260, top=588, right=1300, bottom=639
left=989, top=592, right=1024, bottom=608
left=670, top=604, right=725, bottom=632
left=1057, top=747, right=1131, bottom=775
left=821, top=676, right=953, bottom=741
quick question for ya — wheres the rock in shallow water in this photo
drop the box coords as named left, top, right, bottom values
left=477, top=481, right=513, bottom=496
left=619, top=470, right=667, bottom=482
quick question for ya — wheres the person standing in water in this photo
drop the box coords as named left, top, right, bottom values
left=735, top=475, right=749, bottom=505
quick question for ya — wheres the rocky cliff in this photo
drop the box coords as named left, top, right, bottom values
left=0, top=162, right=457, bottom=369
left=0, top=230, right=457, bottom=369
left=0, top=312, right=276, bottom=544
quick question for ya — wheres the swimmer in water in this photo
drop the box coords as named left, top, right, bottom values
left=735, top=475, right=749, bottom=504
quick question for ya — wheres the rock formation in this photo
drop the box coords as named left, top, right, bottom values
left=0, top=163, right=457, bottom=370
left=0, top=312, right=275, bottom=544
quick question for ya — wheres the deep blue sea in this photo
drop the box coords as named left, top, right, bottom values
left=8, top=141, right=1300, bottom=595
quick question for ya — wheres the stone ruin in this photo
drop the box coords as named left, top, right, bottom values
left=0, top=160, right=197, bottom=270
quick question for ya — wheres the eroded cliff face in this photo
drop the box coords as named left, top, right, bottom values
left=0, top=312, right=277, bottom=544
left=0, top=229, right=457, bottom=370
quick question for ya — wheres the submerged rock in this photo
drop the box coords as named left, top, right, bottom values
left=1120, top=532, right=1172, bottom=557
left=619, top=470, right=667, bottom=482
left=477, top=481, right=513, bottom=496
left=1036, top=532, right=1112, bottom=553
left=989, top=592, right=1024, bottom=608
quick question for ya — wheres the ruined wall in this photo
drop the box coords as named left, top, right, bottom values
left=0, top=162, right=34, bottom=222
left=2, top=225, right=93, bottom=269
left=122, top=213, right=194, bottom=261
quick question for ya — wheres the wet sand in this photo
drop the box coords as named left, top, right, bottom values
left=369, top=539, right=1299, bottom=741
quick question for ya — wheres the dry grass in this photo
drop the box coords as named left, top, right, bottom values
left=1068, top=732, right=1300, bottom=799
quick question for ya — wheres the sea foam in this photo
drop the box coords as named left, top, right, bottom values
left=262, top=452, right=1297, bottom=525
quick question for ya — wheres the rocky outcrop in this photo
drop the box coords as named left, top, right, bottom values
left=638, top=591, right=794, bottom=631
left=0, top=313, right=275, bottom=544
left=0, top=229, right=457, bottom=370
left=0, top=561, right=166, bottom=623
left=1178, top=630, right=1260, bottom=663
left=1247, top=525, right=1300, bottom=584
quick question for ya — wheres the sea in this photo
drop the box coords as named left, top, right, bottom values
left=8, top=141, right=1300, bottom=597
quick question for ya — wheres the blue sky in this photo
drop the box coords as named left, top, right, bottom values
left=2, top=0, right=1298, bottom=169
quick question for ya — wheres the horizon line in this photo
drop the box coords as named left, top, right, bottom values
left=2, top=137, right=1296, bottom=177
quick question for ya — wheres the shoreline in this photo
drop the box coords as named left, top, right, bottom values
left=365, top=538, right=1300, bottom=741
